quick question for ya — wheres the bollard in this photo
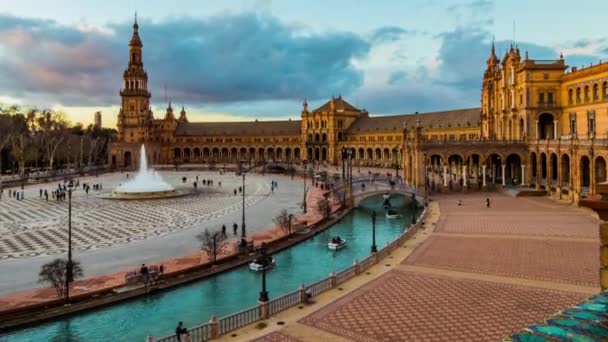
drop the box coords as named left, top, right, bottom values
left=258, top=300, right=269, bottom=319
left=209, top=314, right=218, bottom=339
left=354, top=259, right=360, bottom=275
left=299, top=283, right=307, bottom=303
left=330, top=272, right=337, bottom=287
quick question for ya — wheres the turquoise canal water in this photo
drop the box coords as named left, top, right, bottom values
left=2, top=194, right=420, bottom=342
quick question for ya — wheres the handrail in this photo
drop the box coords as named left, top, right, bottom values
left=218, top=306, right=260, bottom=335
left=306, top=277, right=333, bottom=297
left=268, top=290, right=301, bottom=316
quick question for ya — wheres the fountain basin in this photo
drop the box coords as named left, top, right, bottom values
left=111, top=189, right=179, bottom=200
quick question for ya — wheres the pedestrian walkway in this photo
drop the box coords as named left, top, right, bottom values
left=239, top=193, right=600, bottom=341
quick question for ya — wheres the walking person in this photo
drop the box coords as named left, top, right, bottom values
left=44, top=189, right=48, bottom=202
left=159, top=264, right=164, bottom=277
left=233, top=223, right=238, bottom=236
left=221, top=224, right=227, bottom=238
left=39, top=189, right=42, bottom=198
left=486, top=198, right=490, bottom=208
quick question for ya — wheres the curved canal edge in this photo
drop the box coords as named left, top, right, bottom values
left=153, top=203, right=431, bottom=342
left=185, top=201, right=437, bottom=342
left=0, top=206, right=354, bottom=333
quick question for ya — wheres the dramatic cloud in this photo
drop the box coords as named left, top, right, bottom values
left=0, top=13, right=370, bottom=107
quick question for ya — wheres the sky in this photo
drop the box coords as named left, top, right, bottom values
left=0, top=0, right=607, bottom=128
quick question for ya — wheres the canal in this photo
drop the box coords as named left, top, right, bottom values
left=2, top=194, right=421, bottom=341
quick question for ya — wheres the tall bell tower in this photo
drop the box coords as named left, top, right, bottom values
left=117, top=13, right=153, bottom=143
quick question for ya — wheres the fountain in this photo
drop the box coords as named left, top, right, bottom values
left=111, top=145, right=179, bottom=199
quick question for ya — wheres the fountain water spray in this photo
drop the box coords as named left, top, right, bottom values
left=112, top=145, right=176, bottom=199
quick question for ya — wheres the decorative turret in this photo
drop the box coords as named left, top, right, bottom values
left=302, top=98, right=308, bottom=113
left=165, top=102, right=175, bottom=120
left=178, top=106, right=188, bottom=122
left=486, top=40, right=499, bottom=67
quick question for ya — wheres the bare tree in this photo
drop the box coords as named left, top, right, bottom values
left=38, top=258, right=84, bottom=300
left=11, top=134, right=31, bottom=177
left=0, top=114, right=14, bottom=174
left=273, top=209, right=293, bottom=235
left=196, top=229, right=227, bottom=264
left=36, top=110, right=69, bottom=172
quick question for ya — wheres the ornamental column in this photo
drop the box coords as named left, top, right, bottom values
left=501, top=164, right=507, bottom=186
left=521, top=164, right=526, bottom=186
left=536, top=119, right=539, bottom=139
left=553, top=120, right=558, bottom=139
left=443, top=165, right=448, bottom=188
left=482, top=165, right=487, bottom=188
left=463, top=165, right=468, bottom=187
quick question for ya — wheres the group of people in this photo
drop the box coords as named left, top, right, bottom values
left=139, top=263, right=164, bottom=285
left=0, top=188, right=25, bottom=201
left=331, top=236, right=344, bottom=244
left=270, top=180, right=278, bottom=192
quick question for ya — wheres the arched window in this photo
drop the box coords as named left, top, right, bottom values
left=568, top=89, right=573, bottom=105
left=584, top=86, right=590, bottom=102
left=593, top=84, right=599, bottom=101
left=576, top=87, right=582, bottom=104
left=322, top=133, right=327, bottom=142
left=603, top=82, right=608, bottom=99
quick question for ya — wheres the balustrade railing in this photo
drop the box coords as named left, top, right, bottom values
left=336, top=267, right=356, bottom=284
left=156, top=322, right=211, bottom=342
left=306, top=277, right=333, bottom=297
left=359, top=255, right=376, bottom=272
left=268, top=290, right=301, bottom=316
left=218, top=306, right=260, bottom=335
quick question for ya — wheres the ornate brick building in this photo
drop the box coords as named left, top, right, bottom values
left=109, top=19, right=608, bottom=203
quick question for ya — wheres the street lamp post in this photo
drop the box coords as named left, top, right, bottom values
left=241, top=166, right=246, bottom=238
left=341, top=148, right=346, bottom=181
left=424, top=153, right=428, bottom=207
left=371, top=210, right=377, bottom=253
left=65, top=188, right=74, bottom=304
left=303, top=161, right=308, bottom=213
left=258, top=244, right=270, bottom=302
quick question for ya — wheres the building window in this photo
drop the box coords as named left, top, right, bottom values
left=548, top=92, right=554, bottom=105
left=538, top=92, right=545, bottom=105
left=584, top=86, right=590, bottom=103
left=569, top=113, right=577, bottom=136
left=588, top=111, right=596, bottom=136
left=568, top=89, right=573, bottom=105
left=543, top=73, right=549, bottom=80
left=576, top=88, right=582, bottom=104
left=593, top=84, right=599, bottom=101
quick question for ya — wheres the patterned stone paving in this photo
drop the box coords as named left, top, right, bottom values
left=0, top=171, right=270, bottom=259
left=299, top=270, right=587, bottom=342
left=403, top=235, right=599, bottom=286
left=288, top=194, right=601, bottom=341
left=434, top=212, right=598, bottom=238
left=250, top=331, right=303, bottom=342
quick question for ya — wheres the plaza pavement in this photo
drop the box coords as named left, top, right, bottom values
left=0, top=170, right=306, bottom=295
left=238, top=193, right=600, bottom=342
